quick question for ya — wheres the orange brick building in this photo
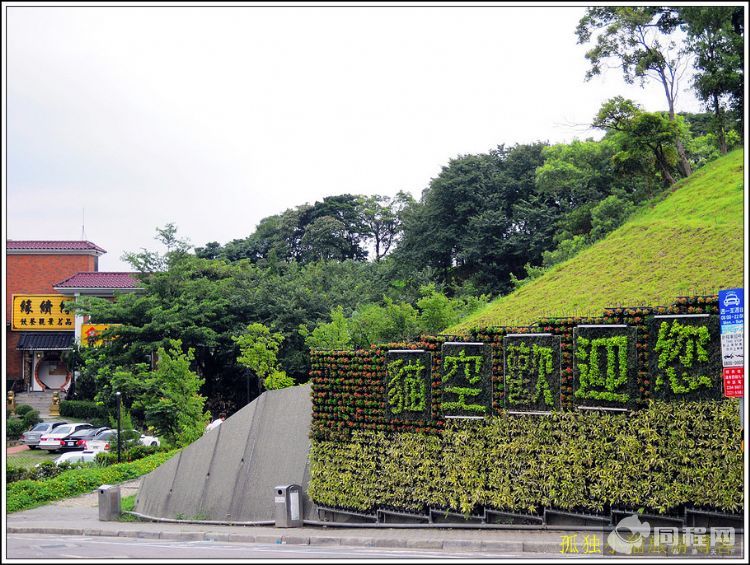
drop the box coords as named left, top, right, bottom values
left=6, top=241, right=141, bottom=393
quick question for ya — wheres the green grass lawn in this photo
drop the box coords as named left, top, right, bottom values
left=7, top=448, right=59, bottom=469
left=448, top=149, right=744, bottom=333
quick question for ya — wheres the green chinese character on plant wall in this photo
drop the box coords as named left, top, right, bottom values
left=442, top=349, right=486, bottom=414
left=575, top=335, right=630, bottom=403
left=506, top=342, right=556, bottom=407
left=387, top=358, right=427, bottom=415
left=654, top=320, right=711, bottom=395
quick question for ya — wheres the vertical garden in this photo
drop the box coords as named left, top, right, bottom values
left=308, top=295, right=743, bottom=520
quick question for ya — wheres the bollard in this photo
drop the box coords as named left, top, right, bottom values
left=274, top=484, right=303, bottom=527
left=98, top=485, right=121, bottom=521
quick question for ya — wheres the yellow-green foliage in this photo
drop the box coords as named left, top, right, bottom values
left=6, top=450, right=177, bottom=513
left=309, top=400, right=743, bottom=516
left=449, top=150, right=744, bottom=333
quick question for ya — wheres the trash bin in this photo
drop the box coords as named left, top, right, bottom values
left=98, top=484, right=121, bottom=521
left=274, top=484, right=303, bottom=527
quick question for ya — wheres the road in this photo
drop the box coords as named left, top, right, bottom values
left=6, top=533, right=574, bottom=560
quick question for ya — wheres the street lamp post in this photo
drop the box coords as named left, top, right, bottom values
left=115, top=392, right=122, bottom=464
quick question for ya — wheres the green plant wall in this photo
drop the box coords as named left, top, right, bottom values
left=309, top=400, right=743, bottom=516
left=309, top=295, right=740, bottom=518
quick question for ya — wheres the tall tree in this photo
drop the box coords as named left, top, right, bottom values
left=593, top=97, right=680, bottom=187
left=359, top=191, right=414, bottom=261
left=576, top=7, right=693, bottom=178
left=678, top=6, right=744, bottom=153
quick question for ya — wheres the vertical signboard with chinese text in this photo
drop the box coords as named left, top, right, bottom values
left=649, top=315, right=722, bottom=401
left=503, top=334, right=561, bottom=411
left=719, top=288, right=744, bottom=401
left=573, top=325, right=638, bottom=409
left=440, top=342, right=492, bottom=418
left=385, top=350, right=432, bottom=422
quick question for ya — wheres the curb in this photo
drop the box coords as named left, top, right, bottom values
left=6, top=526, right=531, bottom=553
left=8, top=526, right=744, bottom=557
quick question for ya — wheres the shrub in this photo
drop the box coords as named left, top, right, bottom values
left=22, top=410, right=42, bottom=429
left=15, top=404, right=34, bottom=417
left=60, top=400, right=108, bottom=421
left=6, top=450, right=177, bottom=513
left=95, top=444, right=161, bottom=466
left=7, top=465, right=31, bottom=483
left=7, top=417, right=27, bottom=440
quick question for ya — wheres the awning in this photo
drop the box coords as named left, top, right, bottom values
left=16, top=332, right=75, bottom=351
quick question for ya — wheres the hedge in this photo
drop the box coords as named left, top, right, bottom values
left=309, top=400, right=743, bottom=517
left=6, top=450, right=177, bottom=513
left=7, top=418, right=27, bottom=440
left=60, top=400, right=109, bottom=421
left=15, top=404, right=34, bottom=417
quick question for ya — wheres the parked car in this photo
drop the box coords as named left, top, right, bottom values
left=58, top=427, right=111, bottom=451
left=86, top=429, right=160, bottom=452
left=52, top=450, right=100, bottom=466
left=19, top=421, right=69, bottom=449
left=38, top=423, right=94, bottom=452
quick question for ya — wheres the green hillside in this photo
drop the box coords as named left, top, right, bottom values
left=448, top=149, right=745, bottom=334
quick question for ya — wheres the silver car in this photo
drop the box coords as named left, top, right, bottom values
left=19, top=421, right=69, bottom=449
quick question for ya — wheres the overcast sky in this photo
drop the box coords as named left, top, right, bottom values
left=3, top=4, right=704, bottom=271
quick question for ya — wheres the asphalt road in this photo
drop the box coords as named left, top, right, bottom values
left=6, top=533, right=573, bottom=560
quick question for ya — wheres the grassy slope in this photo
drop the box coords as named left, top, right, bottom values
left=449, top=149, right=745, bottom=333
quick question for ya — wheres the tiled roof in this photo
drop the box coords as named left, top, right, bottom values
left=17, top=332, right=75, bottom=350
left=7, top=240, right=106, bottom=254
left=53, top=272, right=142, bottom=289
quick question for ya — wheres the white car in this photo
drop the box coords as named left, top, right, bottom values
left=52, top=450, right=100, bottom=466
left=85, top=429, right=160, bottom=452
left=38, top=423, right=94, bottom=452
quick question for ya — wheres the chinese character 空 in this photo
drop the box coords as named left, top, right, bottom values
left=442, top=349, right=486, bottom=414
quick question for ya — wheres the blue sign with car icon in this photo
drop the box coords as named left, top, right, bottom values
left=719, top=288, right=744, bottom=334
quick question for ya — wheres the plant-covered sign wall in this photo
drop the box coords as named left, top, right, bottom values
left=573, top=325, right=638, bottom=409
left=385, top=350, right=432, bottom=421
left=309, top=295, right=740, bottom=524
left=650, top=315, right=722, bottom=401
left=440, top=342, right=492, bottom=418
left=503, top=334, right=561, bottom=411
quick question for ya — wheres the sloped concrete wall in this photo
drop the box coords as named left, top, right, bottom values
left=135, top=383, right=315, bottom=521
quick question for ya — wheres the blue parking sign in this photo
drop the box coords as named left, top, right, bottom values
left=719, top=288, right=744, bottom=334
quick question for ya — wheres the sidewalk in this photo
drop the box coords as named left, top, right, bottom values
left=5, top=479, right=745, bottom=557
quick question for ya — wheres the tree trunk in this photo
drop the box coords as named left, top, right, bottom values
left=713, top=93, right=728, bottom=155
left=654, top=147, right=676, bottom=187
left=675, top=139, right=692, bottom=177
left=660, top=70, right=692, bottom=178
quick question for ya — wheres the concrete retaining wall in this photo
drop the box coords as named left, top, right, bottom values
left=135, top=383, right=314, bottom=522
